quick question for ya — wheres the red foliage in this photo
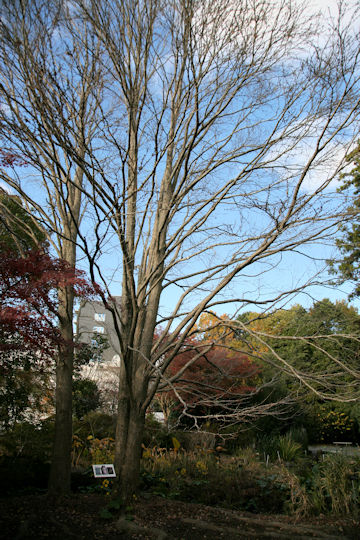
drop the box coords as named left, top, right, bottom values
left=164, top=340, right=260, bottom=414
left=0, top=249, right=99, bottom=357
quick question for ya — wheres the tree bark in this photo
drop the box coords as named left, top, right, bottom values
left=113, top=338, right=149, bottom=498
left=114, top=362, right=146, bottom=498
left=48, top=286, right=75, bottom=496
left=117, top=406, right=145, bottom=499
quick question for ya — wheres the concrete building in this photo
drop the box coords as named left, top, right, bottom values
left=76, top=297, right=122, bottom=413
left=76, top=297, right=122, bottom=363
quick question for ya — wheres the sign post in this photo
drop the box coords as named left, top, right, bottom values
left=92, top=464, right=116, bottom=478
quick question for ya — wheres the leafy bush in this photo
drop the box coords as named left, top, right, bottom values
left=73, top=411, right=116, bottom=441
left=305, top=405, right=357, bottom=443
left=0, top=418, right=54, bottom=461
left=256, top=432, right=304, bottom=462
left=316, top=409, right=356, bottom=443
left=73, top=378, right=101, bottom=419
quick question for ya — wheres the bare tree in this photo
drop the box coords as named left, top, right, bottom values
left=0, top=0, right=104, bottom=495
left=1, top=0, right=360, bottom=496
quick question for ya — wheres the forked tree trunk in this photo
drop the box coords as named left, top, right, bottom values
left=48, top=286, right=75, bottom=497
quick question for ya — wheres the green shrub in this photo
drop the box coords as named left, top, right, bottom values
left=73, top=411, right=116, bottom=441
left=277, top=434, right=303, bottom=462
left=142, top=413, right=173, bottom=449
left=256, top=433, right=303, bottom=463
left=0, top=418, right=54, bottom=461
left=73, top=378, right=101, bottom=419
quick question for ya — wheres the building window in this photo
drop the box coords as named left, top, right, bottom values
left=94, top=313, right=106, bottom=322
left=93, top=326, right=105, bottom=334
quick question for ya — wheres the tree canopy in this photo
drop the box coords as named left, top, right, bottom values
left=331, top=143, right=360, bottom=297
left=161, top=338, right=260, bottom=428
left=236, top=299, right=360, bottom=400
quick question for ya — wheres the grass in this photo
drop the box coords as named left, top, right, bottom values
left=139, top=443, right=360, bottom=517
left=141, top=446, right=291, bottom=513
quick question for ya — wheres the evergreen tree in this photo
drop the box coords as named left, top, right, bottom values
left=331, top=144, right=360, bottom=298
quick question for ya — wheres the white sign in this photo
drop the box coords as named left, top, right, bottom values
left=92, top=464, right=116, bottom=478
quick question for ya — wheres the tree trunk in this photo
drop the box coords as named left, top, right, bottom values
left=114, top=366, right=131, bottom=474
left=48, top=286, right=74, bottom=497
left=120, top=408, right=145, bottom=499
left=114, top=355, right=147, bottom=499
left=115, top=405, right=145, bottom=499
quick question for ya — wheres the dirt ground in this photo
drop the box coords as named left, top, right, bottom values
left=0, top=493, right=359, bottom=539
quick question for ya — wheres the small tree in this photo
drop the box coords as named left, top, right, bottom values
left=162, top=341, right=260, bottom=428
left=0, top=0, right=103, bottom=494
left=72, top=378, right=101, bottom=419
left=0, top=248, right=98, bottom=428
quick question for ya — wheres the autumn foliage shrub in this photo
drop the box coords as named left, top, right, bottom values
left=306, top=406, right=357, bottom=443
left=158, top=321, right=261, bottom=427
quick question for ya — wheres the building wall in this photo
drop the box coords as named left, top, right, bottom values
left=76, top=297, right=122, bottom=363
left=76, top=298, right=122, bottom=412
